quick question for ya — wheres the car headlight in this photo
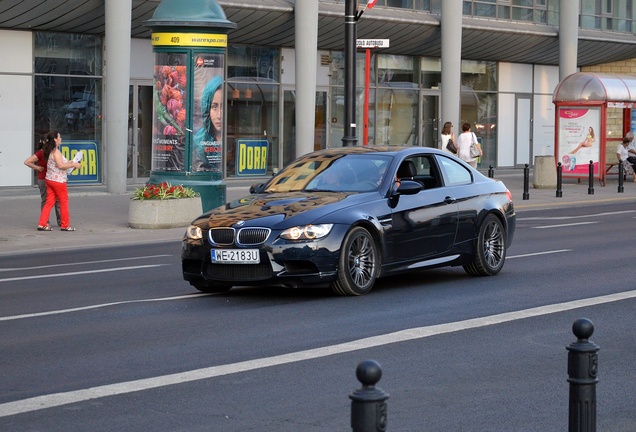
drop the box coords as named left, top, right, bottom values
left=185, top=225, right=203, bottom=240
left=280, top=224, right=333, bottom=240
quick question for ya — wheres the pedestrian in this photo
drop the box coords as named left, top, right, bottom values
left=36, top=130, right=82, bottom=231
left=456, top=122, right=482, bottom=168
left=625, top=131, right=636, bottom=160
left=617, top=136, right=636, bottom=182
left=440, top=121, right=456, bottom=155
left=24, top=135, right=62, bottom=227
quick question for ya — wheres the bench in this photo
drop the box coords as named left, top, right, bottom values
left=605, top=162, right=634, bottom=182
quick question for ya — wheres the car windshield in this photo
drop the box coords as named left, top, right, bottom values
left=263, top=153, right=392, bottom=193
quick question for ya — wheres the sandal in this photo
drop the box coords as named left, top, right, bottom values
left=60, top=227, right=76, bottom=232
left=37, top=225, right=53, bottom=231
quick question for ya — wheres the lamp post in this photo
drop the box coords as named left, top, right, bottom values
left=342, top=0, right=358, bottom=147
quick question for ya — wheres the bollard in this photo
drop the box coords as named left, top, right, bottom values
left=618, top=162, right=624, bottom=193
left=588, top=160, right=594, bottom=195
left=488, top=165, right=494, bottom=178
left=556, top=162, right=563, bottom=198
left=567, top=318, right=599, bottom=432
left=523, top=164, right=529, bottom=200
left=350, top=359, right=389, bottom=432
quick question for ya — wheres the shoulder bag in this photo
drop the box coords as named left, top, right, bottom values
left=446, top=137, right=457, bottom=154
left=469, top=133, right=482, bottom=158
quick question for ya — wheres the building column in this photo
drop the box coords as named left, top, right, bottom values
left=104, top=0, right=132, bottom=194
left=441, top=0, right=462, bottom=145
left=559, top=0, right=579, bottom=80
left=294, top=0, right=319, bottom=158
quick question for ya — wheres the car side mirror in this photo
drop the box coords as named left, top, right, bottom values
left=395, top=180, right=422, bottom=195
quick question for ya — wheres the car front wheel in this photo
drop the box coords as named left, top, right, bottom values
left=463, top=214, right=506, bottom=276
left=331, top=227, right=379, bottom=296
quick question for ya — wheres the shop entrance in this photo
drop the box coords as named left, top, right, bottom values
left=127, top=82, right=153, bottom=183
left=420, top=92, right=440, bottom=148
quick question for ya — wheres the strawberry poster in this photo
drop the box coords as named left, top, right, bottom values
left=151, top=53, right=187, bottom=172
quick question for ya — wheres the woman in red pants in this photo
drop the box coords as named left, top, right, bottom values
left=37, top=130, right=82, bottom=231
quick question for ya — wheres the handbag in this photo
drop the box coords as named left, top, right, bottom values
left=446, top=137, right=457, bottom=154
left=469, top=133, right=482, bottom=158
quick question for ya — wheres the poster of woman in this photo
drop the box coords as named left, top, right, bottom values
left=557, top=107, right=601, bottom=175
left=192, top=53, right=224, bottom=173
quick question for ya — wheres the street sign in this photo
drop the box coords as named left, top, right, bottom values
left=356, top=39, right=390, bottom=48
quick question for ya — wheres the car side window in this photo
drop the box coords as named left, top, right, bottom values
left=405, top=155, right=441, bottom=189
left=438, top=156, right=473, bottom=186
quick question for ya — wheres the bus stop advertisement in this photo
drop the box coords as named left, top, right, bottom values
left=144, top=0, right=236, bottom=212
left=553, top=72, right=636, bottom=187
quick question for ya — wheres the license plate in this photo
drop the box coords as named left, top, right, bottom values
left=211, top=249, right=260, bottom=264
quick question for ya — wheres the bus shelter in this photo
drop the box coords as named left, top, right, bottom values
left=553, top=72, right=636, bottom=186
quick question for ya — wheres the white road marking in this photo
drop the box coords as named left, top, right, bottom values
left=0, top=255, right=172, bottom=272
left=1, top=289, right=635, bottom=418
left=508, top=249, right=571, bottom=259
left=531, top=221, right=598, bottom=229
left=0, top=294, right=209, bottom=322
left=518, top=210, right=636, bottom=220
left=0, top=265, right=166, bottom=283
left=0, top=249, right=570, bottom=319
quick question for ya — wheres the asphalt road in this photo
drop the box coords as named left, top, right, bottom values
left=1, top=202, right=635, bottom=431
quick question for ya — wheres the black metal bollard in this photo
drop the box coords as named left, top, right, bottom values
left=618, top=162, right=624, bottom=193
left=588, top=160, right=594, bottom=195
left=567, top=318, right=600, bottom=432
left=350, top=360, right=389, bottom=432
left=523, top=164, right=530, bottom=200
left=488, top=165, right=494, bottom=178
left=556, top=162, right=563, bottom=198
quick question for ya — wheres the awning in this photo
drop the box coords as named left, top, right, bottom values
left=553, top=72, right=636, bottom=103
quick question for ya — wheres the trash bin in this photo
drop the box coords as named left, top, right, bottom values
left=533, top=155, right=557, bottom=189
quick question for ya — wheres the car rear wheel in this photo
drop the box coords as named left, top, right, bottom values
left=463, top=214, right=506, bottom=276
left=331, top=227, right=378, bottom=296
left=190, top=279, right=233, bottom=294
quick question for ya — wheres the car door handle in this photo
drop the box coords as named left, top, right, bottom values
left=444, top=196, right=455, bottom=204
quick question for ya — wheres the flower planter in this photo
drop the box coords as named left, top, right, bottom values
left=128, top=197, right=202, bottom=229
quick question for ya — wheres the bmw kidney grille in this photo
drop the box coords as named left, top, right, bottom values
left=209, top=227, right=271, bottom=246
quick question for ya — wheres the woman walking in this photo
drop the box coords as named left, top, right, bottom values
left=24, top=135, right=61, bottom=226
left=456, top=123, right=482, bottom=168
left=440, top=121, right=456, bottom=155
left=37, top=131, right=81, bottom=231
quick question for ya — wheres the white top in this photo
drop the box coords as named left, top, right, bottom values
left=457, top=131, right=478, bottom=163
left=45, top=149, right=69, bottom=183
left=617, top=143, right=629, bottom=162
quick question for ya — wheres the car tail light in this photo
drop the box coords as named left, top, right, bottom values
left=506, top=189, right=513, bottom=202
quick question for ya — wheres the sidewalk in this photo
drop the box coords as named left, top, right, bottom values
left=1, top=169, right=634, bottom=256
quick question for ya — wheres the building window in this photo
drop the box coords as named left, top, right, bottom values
left=461, top=60, right=497, bottom=168
left=580, top=0, right=633, bottom=32
left=227, top=46, right=280, bottom=177
left=34, top=32, right=103, bottom=183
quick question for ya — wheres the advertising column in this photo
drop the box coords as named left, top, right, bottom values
left=144, top=0, right=236, bottom=212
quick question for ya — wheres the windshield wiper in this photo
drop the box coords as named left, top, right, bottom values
left=303, top=187, right=335, bottom=192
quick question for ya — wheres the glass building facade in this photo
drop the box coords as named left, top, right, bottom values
left=23, top=1, right=636, bottom=185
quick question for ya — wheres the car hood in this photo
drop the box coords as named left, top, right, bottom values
left=193, top=191, right=361, bottom=229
